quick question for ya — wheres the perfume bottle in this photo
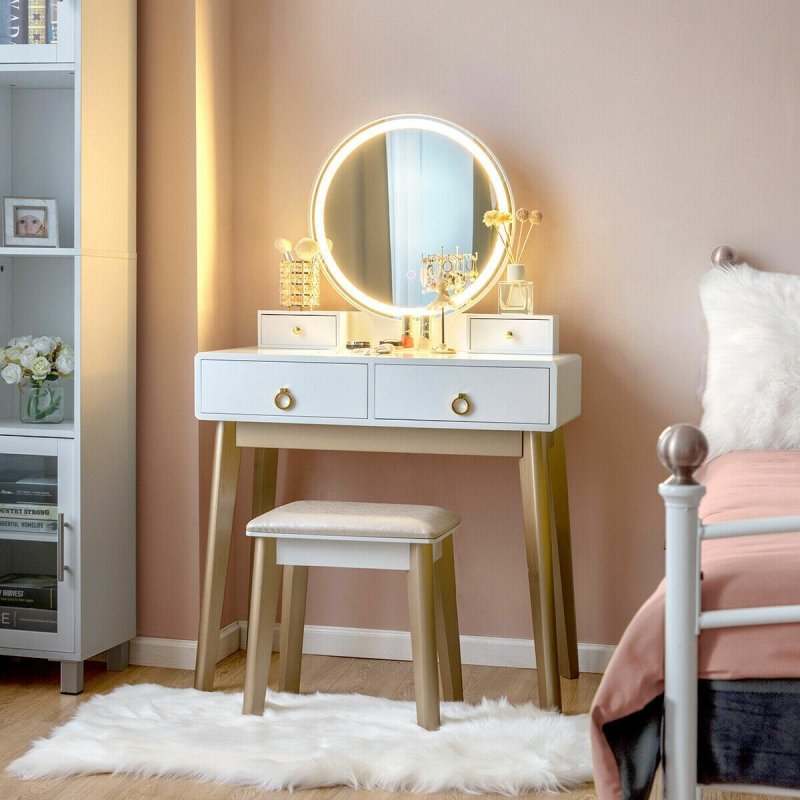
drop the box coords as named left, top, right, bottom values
left=401, top=315, right=415, bottom=348
left=417, top=316, right=431, bottom=350
left=498, top=263, right=533, bottom=315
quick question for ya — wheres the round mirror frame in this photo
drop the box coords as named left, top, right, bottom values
left=309, top=114, right=514, bottom=319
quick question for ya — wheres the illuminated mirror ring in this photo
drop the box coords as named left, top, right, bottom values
left=310, top=115, right=514, bottom=319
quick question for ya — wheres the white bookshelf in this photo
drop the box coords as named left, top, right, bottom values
left=0, top=0, right=136, bottom=693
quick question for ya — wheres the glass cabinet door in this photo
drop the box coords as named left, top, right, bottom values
left=0, top=435, right=74, bottom=653
left=0, top=0, right=74, bottom=63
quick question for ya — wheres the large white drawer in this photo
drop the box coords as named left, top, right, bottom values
left=200, top=359, right=368, bottom=419
left=374, top=364, right=550, bottom=425
left=257, top=311, right=346, bottom=349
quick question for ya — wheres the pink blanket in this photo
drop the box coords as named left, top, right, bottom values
left=590, top=450, right=800, bottom=799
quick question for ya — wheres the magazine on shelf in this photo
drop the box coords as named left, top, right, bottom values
left=0, top=503, right=57, bottom=520
left=0, top=604, right=56, bottom=632
left=0, top=517, right=58, bottom=533
left=0, top=573, right=57, bottom=609
left=0, top=478, right=57, bottom=505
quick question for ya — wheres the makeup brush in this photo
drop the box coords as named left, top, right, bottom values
left=274, top=238, right=294, bottom=261
left=294, top=237, right=320, bottom=261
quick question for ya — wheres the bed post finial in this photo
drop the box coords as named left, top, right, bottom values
left=657, top=424, right=708, bottom=485
left=710, top=245, right=738, bottom=269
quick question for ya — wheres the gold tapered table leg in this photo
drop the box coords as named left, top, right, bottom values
left=248, top=447, right=280, bottom=618
left=434, top=536, right=463, bottom=702
left=251, top=447, right=279, bottom=518
left=195, top=421, right=241, bottom=691
left=547, top=428, right=580, bottom=679
left=519, top=431, right=561, bottom=710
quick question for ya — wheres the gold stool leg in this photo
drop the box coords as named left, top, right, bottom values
left=408, top=543, right=441, bottom=730
left=434, top=536, right=463, bottom=702
left=519, top=431, right=561, bottom=710
left=243, top=537, right=281, bottom=715
left=279, top=565, right=309, bottom=693
left=546, top=428, right=580, bottom=679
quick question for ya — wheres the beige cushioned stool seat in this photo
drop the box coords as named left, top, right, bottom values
left=246, top=500, right=460, bottom=540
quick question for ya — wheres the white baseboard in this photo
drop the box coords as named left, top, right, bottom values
left=130, top=621, right=614, bottom=675
left=129, top=621, right=241, bottom=671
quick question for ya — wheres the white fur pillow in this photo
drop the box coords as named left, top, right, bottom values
left=700, top=263, right=800, bottom=460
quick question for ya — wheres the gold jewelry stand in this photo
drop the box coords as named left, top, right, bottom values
left=422, top=247, right=478, bottom=354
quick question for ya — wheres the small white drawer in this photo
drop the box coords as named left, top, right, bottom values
left=374, top=364, right=550, bottom=425
left=200, top=359, right=368, bottom=419
left=258, top=311, right=347, bottom=349
left=467, top=315, right=558, bottom=355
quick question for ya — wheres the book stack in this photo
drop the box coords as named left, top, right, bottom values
left=0, top=474, right=58, bottom=633
left=0, top=573, right=56, bottom=632
left=0, top=0, right=58, bottom=46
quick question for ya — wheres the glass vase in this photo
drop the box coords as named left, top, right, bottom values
left=19, top=381, right=64, bottom=424
left=498, top=280, right=534, bottom=315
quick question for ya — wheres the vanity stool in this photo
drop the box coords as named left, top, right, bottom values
left=242, top=500, right=464, bottom=730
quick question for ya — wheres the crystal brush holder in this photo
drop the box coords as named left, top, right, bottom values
left=280, top=258, right=321, bottom=311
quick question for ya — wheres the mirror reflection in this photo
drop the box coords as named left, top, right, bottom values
left=323, top=129, right=498, bottom=308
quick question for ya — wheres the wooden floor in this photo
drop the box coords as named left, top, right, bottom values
left=0, top=651, right=785, bottom=800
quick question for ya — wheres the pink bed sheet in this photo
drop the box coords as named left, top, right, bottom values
left=590, top=450, right=800, bottom=799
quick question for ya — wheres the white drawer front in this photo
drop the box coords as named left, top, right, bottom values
left=200, top=360, right=368, bottom=419
left=374, top=365, right=550, bottom=425
left=468, top=316, right=558, bottom=355
left=258, top=313, right=340, bottom=349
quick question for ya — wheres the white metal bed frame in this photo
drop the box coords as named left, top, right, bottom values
left=658, top=421, right=800, bottom=799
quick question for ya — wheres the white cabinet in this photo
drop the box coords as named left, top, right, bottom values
left=0, top=436, right=74, bottom=654
left=0, top=0, right=136, bottom=693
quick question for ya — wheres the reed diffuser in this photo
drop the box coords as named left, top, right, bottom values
left=483, top=208, right=543, bottom=315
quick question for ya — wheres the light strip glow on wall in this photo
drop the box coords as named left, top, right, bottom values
left=310, top=115, right=513, bottom=319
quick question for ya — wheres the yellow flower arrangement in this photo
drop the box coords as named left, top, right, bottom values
left=483, top=207, right=542, bottom=264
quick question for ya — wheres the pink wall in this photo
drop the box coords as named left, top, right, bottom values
left=139, top=1, right=800, bottom=646
left=138, top=0, right=236, bottom=638
left=137, top=0, right=200, bottom=639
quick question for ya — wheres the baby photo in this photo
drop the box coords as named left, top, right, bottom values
left=13, top=206, right=48, bottom=238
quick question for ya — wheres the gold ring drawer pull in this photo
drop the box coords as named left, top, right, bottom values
left=274, top=387, right=295, bottom=411
left=292, top=326, right=302, bottom=335
left=505, top=330, right=514, bottom=340
left=451, top=393, right=471, bottom=416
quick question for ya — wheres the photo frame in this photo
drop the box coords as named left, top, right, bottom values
left=3, top=197, right=59, bottom=247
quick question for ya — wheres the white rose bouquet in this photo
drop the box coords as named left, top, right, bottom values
left=1, top=336, right=74, bottom=422
left=1, top=336, right=74, bottom=387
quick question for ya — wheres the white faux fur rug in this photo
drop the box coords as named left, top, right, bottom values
left=8, top=684, right=593, bottom=794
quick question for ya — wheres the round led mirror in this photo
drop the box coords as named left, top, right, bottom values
left=310, top=115, right=513, bottom=318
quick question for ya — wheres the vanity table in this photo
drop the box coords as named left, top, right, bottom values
left=194, top=346, right=581, bottom=709
left=193, top=113, right=582, bottom=710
